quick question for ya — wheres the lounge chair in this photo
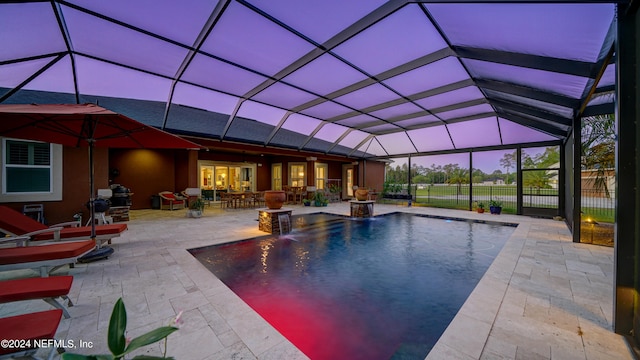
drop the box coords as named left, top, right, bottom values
left=0, top=309, right=63, bottom=360
left=158, top=191, right=186, bottom=210
left=0, top=239, right=96, bottom=277
left=0, top=276, right=74, bottom=319
left=0, top=205, right=127, bottom=246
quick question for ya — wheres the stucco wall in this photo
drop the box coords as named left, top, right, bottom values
left=109, top=149, right=177, bottom=210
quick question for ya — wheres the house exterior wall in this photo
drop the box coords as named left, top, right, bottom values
left=109, top=149, right=177, bottom=210
left=1, top=146, right=109, bottom=225
left=362, top=160, right=385, bottom=193
left=1, top=140, right=387, bottom=219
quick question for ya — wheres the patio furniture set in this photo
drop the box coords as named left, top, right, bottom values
left=0, top=205, right=128, bottom=359
left=219, top=191, right=266, bottom=209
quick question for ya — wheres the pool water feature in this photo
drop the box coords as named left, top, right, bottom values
left=190, top=212, right=515, bottom=359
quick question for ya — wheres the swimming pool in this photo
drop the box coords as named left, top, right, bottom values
left=190, top=212, right=516, bottom=359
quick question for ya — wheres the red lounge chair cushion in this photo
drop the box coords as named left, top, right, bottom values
left=0, top=205, right=48, bottom=235
left=0, top=309, right=63, bottom=355
left=31, top=223, right=128, bottom=242
left=160, top=192, right=181, bottom=205
left=0, top=240, right=96, bottom=265
left=0, top=276, right=73, bottom=303
left=0, top=205, right=127, bottom=241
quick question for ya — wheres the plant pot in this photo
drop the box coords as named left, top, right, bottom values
left=264, top=190, right=286, bottom=209
left=489, top=206, right=502, bottom=215
left=477, top=208, right=485, bottom=213
left=355, top=188, right=369, bottom=201
left=303, top=202, right=311, bottom=206
left=187, top=209, right=202, bottom=218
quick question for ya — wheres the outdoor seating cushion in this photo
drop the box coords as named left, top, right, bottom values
left=0, top=205, right=127, bottom=241
left=0, top=205, right=50, bottom=234
left=161, top=193, right=176, bottom=201
left=30, top=223, right=127, bottom=242
left=0, top=309, right=63, bottom=356
left=0, top=276, right=73, bottom=303
left=159, top=192, right=183, bottom=204
left=0, top=240, right=96, bottom=265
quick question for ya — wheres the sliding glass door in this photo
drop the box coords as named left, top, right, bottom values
left=199, top=161, right=256, bottom=201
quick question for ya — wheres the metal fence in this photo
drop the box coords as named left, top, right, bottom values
left=408, top=185, right=614, bottom=223
left=522, top=187, right=558, bottom=208
left=415, top=185, right=518, bottom=212
left=581, top=189, right=615, bottom=223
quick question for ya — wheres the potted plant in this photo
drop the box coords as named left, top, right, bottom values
left=313, top=191, right=327, bottom=207
left=489, top=199, right=503, bottom=215
left=328, top=183, right=341, bottom=202
left=476, top=202, right=485, bottom=213
left=188, top=198, right=205, bottom=218
left=303, top=198, right=311, bottom=206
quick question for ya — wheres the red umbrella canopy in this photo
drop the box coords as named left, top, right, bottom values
left=0, top=103, right=201, bottom=149
left=0, top=103, right=202, bottom=242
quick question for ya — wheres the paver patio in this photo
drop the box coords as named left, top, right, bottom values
left=0, top=203, right=632, bottom=359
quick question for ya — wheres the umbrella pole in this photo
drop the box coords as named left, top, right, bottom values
left=89, top=139, right=96, bottom=241
left=80, top=138, right=114, bottom=263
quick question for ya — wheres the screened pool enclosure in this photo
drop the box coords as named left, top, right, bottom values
left=1, top=0, right=638, bottom=351
left=1, top=1, right=615, bottom=156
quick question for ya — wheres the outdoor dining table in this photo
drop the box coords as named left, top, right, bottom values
left=285, top=187, right=304, bottom=204
left=228, top=192, right=256, bottom=208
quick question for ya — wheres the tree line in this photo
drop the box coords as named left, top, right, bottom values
left=385, top=146, right=560, bottom=189
left=384, top=114, right=614, bottom=196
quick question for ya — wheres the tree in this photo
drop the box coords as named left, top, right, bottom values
left=442, top=164, right=455, bottom=183
left=472, top=168, right=485, bottom=184
left=445, top=166, right=469, bottom=195
left=490, top=169, right=504, bottom=184
left=431, top=164, right=443, bottom=184
left=534, top=147, right=560, bottom=168
left=582, top=114, right=615, bottom=196
left=413, top=174, right=429, bottom=184
left=523, top=170, right=551, bottom=194
left=499, top=152, right=516, bottom=184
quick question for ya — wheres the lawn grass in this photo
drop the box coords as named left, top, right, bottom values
left=415, top=185, right=518, bottom=197
left=581, top=207, right=614, bottom=223
left=411, top=185, right=614, bottom=223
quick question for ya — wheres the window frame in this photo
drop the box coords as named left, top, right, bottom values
left=315, top=162, right=328, bottom=190
left=0, top=137, right=63, bottom=202
left=272, top=163, right=282, bottom=190
left=289, top=162, right=306, bottom=187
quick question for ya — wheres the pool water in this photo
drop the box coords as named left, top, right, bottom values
left=190, top=212, right=515, bottom=360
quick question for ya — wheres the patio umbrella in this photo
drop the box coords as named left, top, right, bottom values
left=0, top=103, right=201, bottom=242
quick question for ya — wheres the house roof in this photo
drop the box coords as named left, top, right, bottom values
left=0, top=0, right=617, bottom=159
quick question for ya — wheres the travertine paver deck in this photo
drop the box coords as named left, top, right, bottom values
left=0, top=203, right=633, bottom=359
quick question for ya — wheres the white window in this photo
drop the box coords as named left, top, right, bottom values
left=272, top=163, right=282, bottom=190
left=346, top=168, right=354, bottom=197
left=289, top=163, right=306, bottom=187
left=1, top=138, right=62, bottom=201
left=315, top=163, right=328, bottom=190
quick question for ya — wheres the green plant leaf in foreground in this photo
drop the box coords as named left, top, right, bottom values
left=117, top=326, right=179, bottom=358
left=107, top=298, right=127, bottom=356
